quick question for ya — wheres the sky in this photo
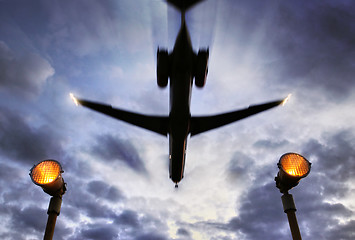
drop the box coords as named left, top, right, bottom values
left=0, top=0, right=354, bottom=239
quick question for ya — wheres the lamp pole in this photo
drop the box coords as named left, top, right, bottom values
left=275, top=153, right=311, bottom=240
left=30, top=159, right=66, bottom=240
left=44, top=195, right=63, bottom=240
left=281, top=192, right=302, bottom=240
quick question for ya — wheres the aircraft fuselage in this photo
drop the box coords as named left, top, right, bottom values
left=168, top=22, right=194, bottom=185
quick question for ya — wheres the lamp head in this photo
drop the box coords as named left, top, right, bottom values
left=30, top=159, right=66, bottom=196
left=275, top=153, right=311, bottom=193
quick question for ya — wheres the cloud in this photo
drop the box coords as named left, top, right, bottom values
left=265, top=0, right=355, bottom=100
left=226, top=182, right=287, bottom=240
left=80, top=224, right=118, bottom=240
left=40, top=0, right=153, bottom=57
left=0, top=202, right=71, bottom=240
left=0, top=162, right=22, bottom=182
left=199, top=179, right=355, bottom=240
left=114, top=209, right=140, bottom=228
left=191, top=128, right=355, bottom=239
left=212, top=0, right=355, bottom=102
left=227, top=151, right=255, bottom=183
left=0, top=41, right=54, bottom=98
left=90, top=134, right=147, bottom=174
left=253, top=139, right=289, bottom=149
left=0, top=107, right=65, bottom=164
left=328, top=220, right=355, bottom=240
left=176, top=227, right=191, bottom=237
left=10, top=205, right=47, bottom=233
left=64, top=188, right=117, bottom=219
left=63, top=203, right=168, bottom=239
left=302, top=129, right=355, bottom=187
left=135, top=232, right=167, bottom=240
left=87, top=180, right=124, bottom=202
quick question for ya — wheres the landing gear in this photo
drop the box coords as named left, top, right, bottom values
left=194, top=49, right=209, bottom=88
left=175, top=184, right=178, bottom=188
left=157, top=49, right=169, bottom=88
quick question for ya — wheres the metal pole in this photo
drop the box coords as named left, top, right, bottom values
left=44, top=195, right=62, bottom=240
left=281, top=193, right=302, bottom=240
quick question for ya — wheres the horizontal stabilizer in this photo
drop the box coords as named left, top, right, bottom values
left=190, top=99, right=284, bottom=136
left=76, top=98, right=169, bottom=136
left=167, top=0, right=204, bottom=11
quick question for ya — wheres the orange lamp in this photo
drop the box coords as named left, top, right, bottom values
left=275, top=153, right=311, bottom=193
left=30, top=160, right=66, bottom=196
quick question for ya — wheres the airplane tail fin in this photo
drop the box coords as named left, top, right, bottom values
left=166, top=0, right=205, bottom=12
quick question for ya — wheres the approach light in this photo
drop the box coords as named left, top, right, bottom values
left=275, top=152, right=311, bottom=193
left=30, top=159, right=66, bottom=196
left=30, top=159, right=66, bottom=240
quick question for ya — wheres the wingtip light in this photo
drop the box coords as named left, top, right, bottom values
left=70, top=93, right=79, bottom=106
left=282, top=94, right=292, bottom=106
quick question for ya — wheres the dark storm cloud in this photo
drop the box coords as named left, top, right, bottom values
left=302, top=129, right=355, bottom=184
left=212, top=180, right=354, bottom=240
left=226, top=182, right=288, bottom=240
left=90, top=134, right=147, bottom=174
left=266, top=0, right=355, bottom=100
left=80, top=224, right=118, bottom=240
left=196, top=127, right=355, bottom=240
left=8, top=205, right=46, bottom=235
left=0, top=0, right=120, bottom=56
left=227, top=151, right=255, bottom=181
left=291, top=188, right=354, bottom=239
left=13, top=205, right=72, bottom=237
left=0, top=41, right=54, bottom=98
left=0, top=175, right=72, bottom=239
left=113, top=209, right=169, bottom=239
left=87, top=180, right=125, bottom=202
left=219, top=0, right=355, bottom=100
left=67, top=207, right=167, bottom=240
left=64, top=186, right=117, bottom=219
left=225, top=130, right=355, bottom=240
left=177, top=227, right=191, bottom=237
left=60, top=178, right=123, bottom=222
left=114, top=209, right=140, bottom=228
left=328, top=220, right=355, bottom=240
left=0, top=107, right=64, bottom=164
left=0, top=162, right=21, bottom=182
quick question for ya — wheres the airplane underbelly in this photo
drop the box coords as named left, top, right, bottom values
left=169, top=137, right=187, bottom=183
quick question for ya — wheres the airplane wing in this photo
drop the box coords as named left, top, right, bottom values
left=189, top=99, right=285, bottom=136
left=75, top=98, right=169, bottom=136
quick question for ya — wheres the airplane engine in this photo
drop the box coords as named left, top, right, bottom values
left=157, top=49, right=169, bottom=88
left=194, top=49, right=209, bottom=88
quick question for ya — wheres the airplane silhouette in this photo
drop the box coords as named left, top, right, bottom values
left=71, top=0, right=289, bottom=187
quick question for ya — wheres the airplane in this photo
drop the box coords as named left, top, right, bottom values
left=71, top=0, right=289, bottom=188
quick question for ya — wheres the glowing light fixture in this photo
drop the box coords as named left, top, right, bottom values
left=30, top=159, right=66, bottom=196
left=282, top=94, right=292, bottom=106
left=70, top=93, right=79, bottom=106
left=275, top=152, right=311, bottom=193
left=30, top=159, right=67, bottom=239
left=274, top=152, right=311, bottom=240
